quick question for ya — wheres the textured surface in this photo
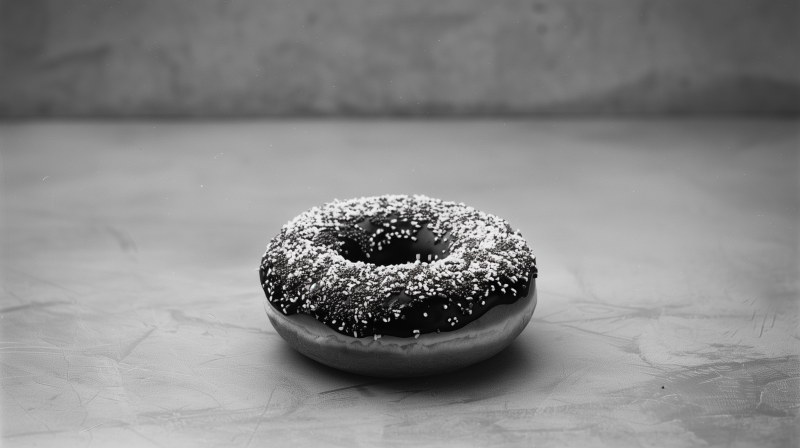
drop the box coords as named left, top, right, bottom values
left=1, top=119, right=799, bottom=447
left=0, top=0, right=798, bottom=116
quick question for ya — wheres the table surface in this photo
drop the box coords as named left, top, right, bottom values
left=1, top=119, right=798, bottom=448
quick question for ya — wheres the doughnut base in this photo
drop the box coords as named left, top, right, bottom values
left=265, top=281, right=537, bottom=378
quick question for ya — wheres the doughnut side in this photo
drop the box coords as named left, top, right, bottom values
left=266, top=280, right=537, bottom=378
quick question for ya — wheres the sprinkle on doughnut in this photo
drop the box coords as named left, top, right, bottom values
left=259, top=195, right=537, bottom=338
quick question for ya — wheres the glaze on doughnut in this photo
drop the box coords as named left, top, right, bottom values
left=259, top=195, right=537, bottom=341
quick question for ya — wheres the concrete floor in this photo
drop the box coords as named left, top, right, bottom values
left=1, top=119, right=798, bottom=447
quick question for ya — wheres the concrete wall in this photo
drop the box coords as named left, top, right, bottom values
left=0, top=0, right=797, bottom=116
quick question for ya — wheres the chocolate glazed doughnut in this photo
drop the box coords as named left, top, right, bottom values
left=259, top=195, right=538, bottom=377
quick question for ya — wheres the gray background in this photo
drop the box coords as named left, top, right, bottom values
left=1, top=0, right=798, bottom=116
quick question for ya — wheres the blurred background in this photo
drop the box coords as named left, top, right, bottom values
left=1, top=0, right=798, bottom=117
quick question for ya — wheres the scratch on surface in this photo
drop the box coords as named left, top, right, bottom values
left=536, top=365, right=589, bottom=413
left=318, top=381, right=386, bottom=395
left=116, top=328, right=155, bottom=361
left=104, top=225, right=138, bottom=253
left=696, top=371, right=724, bottom=385
left=0, top=301, right=70, bottom=314
left=758, top=313, right=768, bottom=338
left=129, top=427, right=166, bottom=447
left=246, top=387, right=276, bottom=447
left=79, top=422, right=106, bottom=433
left=8, top=392, right=53, bottom=433
left=196, top=356, right=227, bottom=367
left=33, top=379, right=61, bottom=389
left=533, top=308, right=568, bottom=321
left=755, top=390, right=764, bottom=409
left=81, top=388, right=106, bottom=408
left=557, top=323, right=629, bottom=342
left=118, top=365, right=205, bottom=377
left=169, top=309, right=276, bottom=335
left=3, top=289, right=28, bottom=305
left=41, top=338, right=87, bottom=410
left=389, top=390, right=428, bottom=403
left=143, top=375, right=226, bottom=409
left=4, top=267, right=81, bottom=295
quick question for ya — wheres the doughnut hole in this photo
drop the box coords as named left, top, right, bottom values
left=338, top=219, right=452, bottom=266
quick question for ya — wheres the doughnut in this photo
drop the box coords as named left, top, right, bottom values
left=259, top=195, right=538, bottom=377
